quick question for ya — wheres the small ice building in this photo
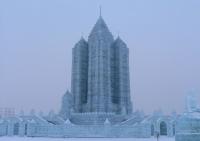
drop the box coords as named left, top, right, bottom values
left=147, top=110, right=176, bottom=137
left=176, top=93, right=200, bottom=141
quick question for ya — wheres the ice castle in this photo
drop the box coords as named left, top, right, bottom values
left=1, top=14, right=199, bottom=139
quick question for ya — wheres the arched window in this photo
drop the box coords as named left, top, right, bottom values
left=160, top=121, right=167, bottom=136
left=14, top=123, right=19, bottom=135
left=173, top=124, right=175, bottom=135
left=151, top=124, right=155, bottom=136
left=25, top=124, right=28, bottom=135
left=5, top=124, right=8, bottom=135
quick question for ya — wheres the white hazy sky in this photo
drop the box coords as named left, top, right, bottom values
left=0, top=0, right=200, bottom=115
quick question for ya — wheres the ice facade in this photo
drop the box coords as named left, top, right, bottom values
left=0, top=109, right=177, bottom=138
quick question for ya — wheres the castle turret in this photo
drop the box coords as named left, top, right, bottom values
left=87, top=16, right=114, bottom=112
left=71, top=37, right=88, bottom=112
left=59, top=91, right=73, bottom=120
left=112, top=37, right=132, bottom=114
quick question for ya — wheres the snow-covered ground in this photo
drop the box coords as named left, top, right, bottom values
left=0, top=137, right=175, bottom=141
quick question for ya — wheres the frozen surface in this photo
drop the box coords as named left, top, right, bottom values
left=0, top=137, right=175, bottom=141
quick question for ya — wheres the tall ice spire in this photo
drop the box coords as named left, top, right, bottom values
left=88, top=14, right=113, bottom=42
left=71, top=13, right=132, bottom=115
left=86, top=13, right=114, bottom=113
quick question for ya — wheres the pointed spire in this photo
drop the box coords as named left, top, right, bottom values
left=65, top=119, right=71, bottom=125
left=116, top=35, right=122, bottom=42
left=73, top=36, right=88, bottom=49
left=114, top=36, right=127, bottom=47
left=104, top=118, right=111, bottom=125
left=99, top=5, right=102, bottom=17
left=64, top=90, right=72, bottom=98
left=117, top=31, right=120, bottom=38
left=75, top=36, right=87, bottom=45
left=66, top=90, right=70, bottom=94
left=89, top=15, right=113, bottom=41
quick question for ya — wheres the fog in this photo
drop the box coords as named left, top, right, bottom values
left=0, top=0, right=200, bottom=115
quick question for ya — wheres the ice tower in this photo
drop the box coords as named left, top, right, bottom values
left=71, top=15, right=132, bottom=116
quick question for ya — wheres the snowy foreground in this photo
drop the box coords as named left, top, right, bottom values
left=0, top=137, right=175, bottom=141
